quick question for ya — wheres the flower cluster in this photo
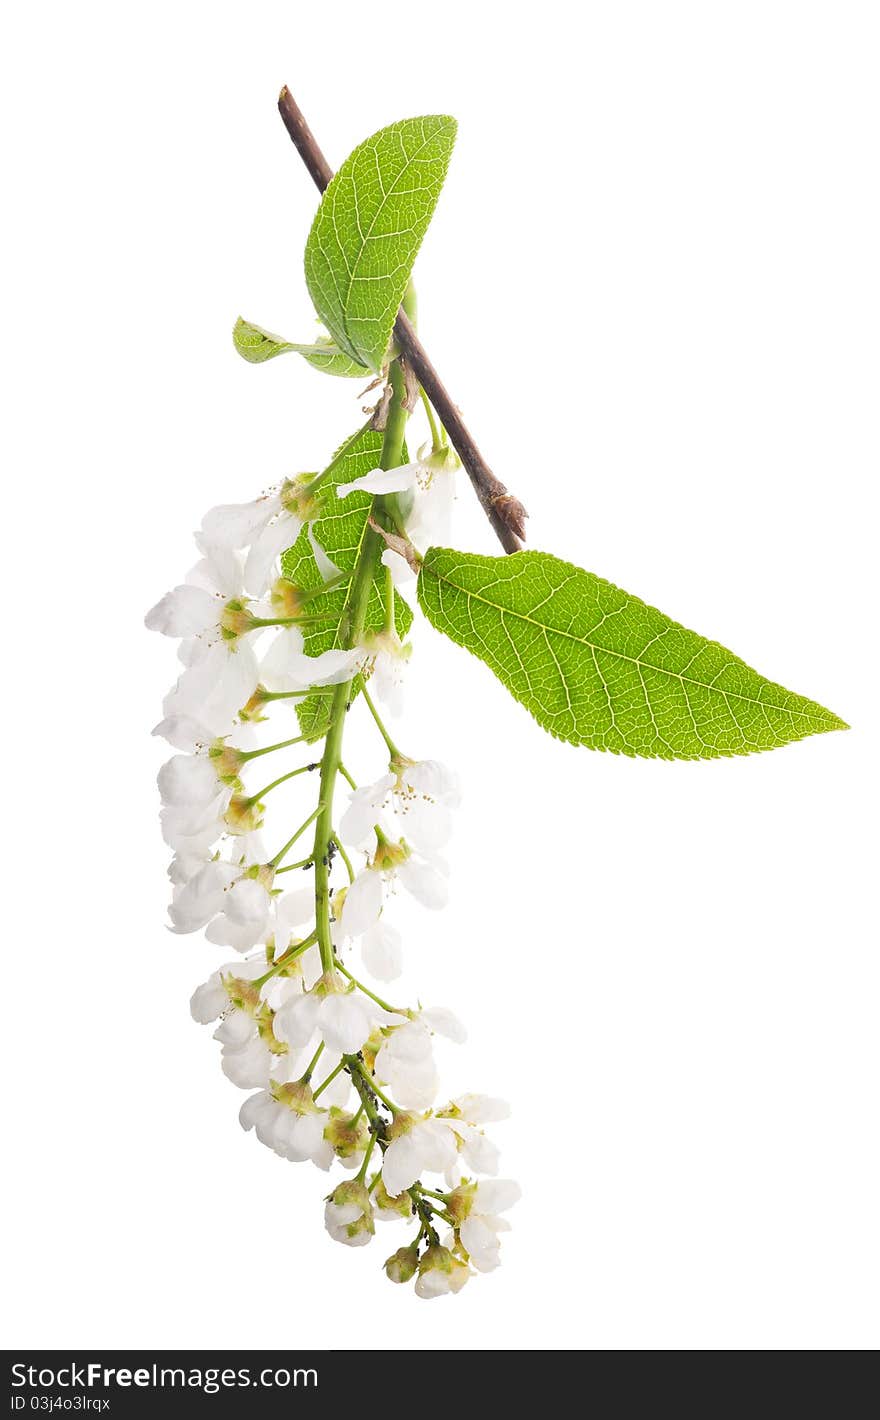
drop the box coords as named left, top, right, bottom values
left=148, top=441, right=519, bottom=1296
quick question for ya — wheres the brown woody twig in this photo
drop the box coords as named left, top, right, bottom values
left=277, top=85, right=526, bottom=555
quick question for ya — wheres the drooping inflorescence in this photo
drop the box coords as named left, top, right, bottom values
left=147, top=421, right=520, bottom=1297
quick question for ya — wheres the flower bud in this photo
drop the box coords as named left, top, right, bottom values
left=324, top=1180, right=374, bottom=1247
left=415, top=1244, right=470, bottom=1299
left=385, top=1245, right=419, bottom=1284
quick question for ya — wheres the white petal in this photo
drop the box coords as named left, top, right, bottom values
left=244, top=515, right=302, bottom=597
left=339, top=774, right=395, bottom=848
left=274, top=993, right=321, bottom=1048
left=145, top=584, right=218, bottom=638
left=284, top=647, right=364, bottom=688
left=414, top=1270, right=451, bottom=1299
left=338, top=869, right=383, bottom=938
left=308, top=525, right=341, bottom=582
left=273, top=888, right=314, bottom=949
left=212, top=1008, right=254, bottom=1047
left=157, top=754, right=219, bottom=809
left=396, top=856, right=449, bottom=910
left=452, top=1094, right=509, bottom=1124
left=361, top=922, right=403, bottom=982
left=420, top=1006, right=466, bottom=1043
left=474, top=1179, right=521, bottom=1214
left=151, top=714, right=218, bottom=752
left=317, top=994, right=373, bottom=1055
left=380, top=547, right=416, bottom=585
left=337, top=463, right=420, bottom=499
left=381, top=1134, right=423, bottom=1197
left=461, top=1132, right=499, bottom=1175
left=189, top=973, right=227, bottom=1023
left=201, top=495, right=278, bottom=548
left=221, top=1035, right=272, bottom=1089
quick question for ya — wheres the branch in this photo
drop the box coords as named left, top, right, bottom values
left=277, top=85, right=527, bottom=555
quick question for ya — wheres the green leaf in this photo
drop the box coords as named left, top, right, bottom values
left=281, top=424, right=412, bottom=740
left=304, top=116, right=457, bottom=372
left=232, top=317, right=365, bottom=377
left=417, top=548, right=847, bottom=759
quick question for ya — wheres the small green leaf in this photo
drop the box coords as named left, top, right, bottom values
left=417, top=547, right=847, bottom=759
left=232, top=317, right=365, bottom=378
left=304, top=116, right=457, bottom=372
left=281, top=424, right=412, bottom=740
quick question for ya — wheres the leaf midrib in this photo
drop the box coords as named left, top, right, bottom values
left=425, top=561, right=834, bottom=725
left=335, top=121, right=446, bottom=354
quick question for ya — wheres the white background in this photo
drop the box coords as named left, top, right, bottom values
left=2, top=1, right=877, bottom=1351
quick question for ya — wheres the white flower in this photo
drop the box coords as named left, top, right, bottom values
left=381, top=1115, right=459, bottom=1197
left=389, top=759, right=461, bottom=853
left=239, top=1084, right=331, bottom=1167
left=338, top=849, right=449, bottom=940
left=338, top=773, right=396, bottom=848
left=204, top=872, right=274, bottom=952
left=260, top=626, right=364, bottom=693
left=150, top=545, right=262, bottom=735
left=168, top=859, right=238, bottom=933
left=451, top=1179, right=521, bottom=1273
left=337, top=449, right=457, bottom=553
left=356, top=630, right=411, bottom=716
left=374, top=1008, right=466, bottom=1109
left=157, top=753, right=231, bottom=855
left=200, top=481, right=311, bottom=598
left=339, top=760, right=460, bottom=854
left=337, top=867, right=384, bottom=938
left=323, top=1181, right=375, bottom=1248
left=220, top=1031, right=274, bottom=1089
left=273, top=973, right=395, bottom=1057
left=414, top=1244, right=470, bottom=1299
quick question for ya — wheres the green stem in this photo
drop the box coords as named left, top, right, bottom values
left=247, top=763, right=317, bottom=803
left=312, top=1059, right=345, bottom=1101
left=347, top=1056, right=397, bottom=1113
left=331, top=835, right=355, bottom=884
left=419, top=386, right=443, bottom=455
left=274, top=856, right=313, bottom=875
left=250, top=614, right=339, bottom=629
left=241, top=734, right=306, bottom=763
left=345, top=1058, right=387, bottom=1133
left=269, top=804, right=323, bottom=867
left=260, top=687, right=336, bottom=700
left=300, top=1041, right=324, bottom=1083
left=356, top=1130, right=377, bottom=1182
left=361, top=685, right=402, bottom=760
left=338, top=763, right=358, bottom=790
left=311, top=361, right=410, bottom=974
left=334, top=958, right=402, bottom=1016
left=251, top=931, right=317, bottom=987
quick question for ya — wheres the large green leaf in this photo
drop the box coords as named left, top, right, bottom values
left=232, top=317, right=364, bottom=377
left=417, top=548, right=846, bottom=759
left=304, top=116, right=457, bottom=372
left=281, top=424, right=412, bottom=740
